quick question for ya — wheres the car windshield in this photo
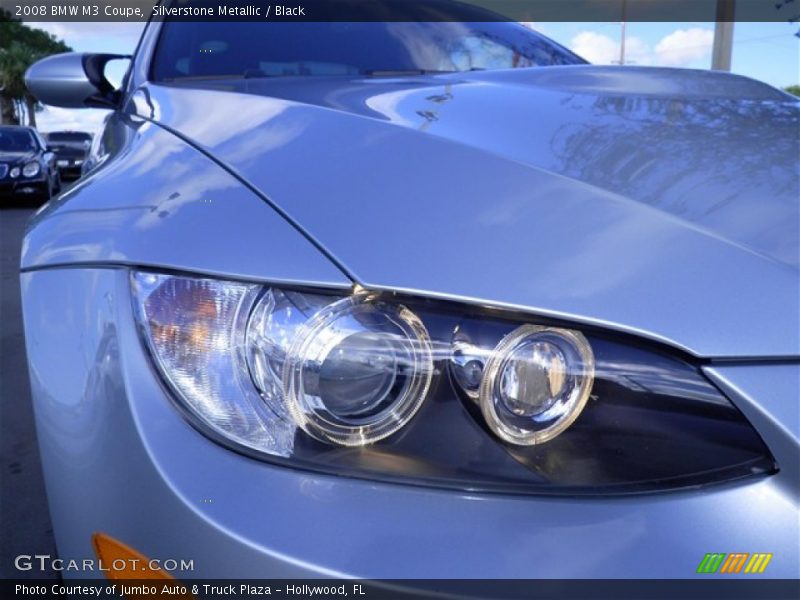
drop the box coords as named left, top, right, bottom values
left=0, top=129, right=36, bottom=152
left=152, top=21, right=584, bottom=81
left=47, top=132, right=91, bottom=142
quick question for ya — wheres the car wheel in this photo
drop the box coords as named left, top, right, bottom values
left=39, top=180, right=53, bottom=205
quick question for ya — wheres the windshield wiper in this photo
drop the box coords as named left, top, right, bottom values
left=360, top=69, right=458, bottom=77
left=163, top=70, right=276, bottom=82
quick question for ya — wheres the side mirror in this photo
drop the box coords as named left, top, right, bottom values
left=25, top=52, right=130, bottom=109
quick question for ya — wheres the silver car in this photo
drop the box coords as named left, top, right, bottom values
left=19, top=6, right=799, bottom=590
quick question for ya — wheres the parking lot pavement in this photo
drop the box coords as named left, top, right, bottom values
left=0, top=206, right=58, bottom=580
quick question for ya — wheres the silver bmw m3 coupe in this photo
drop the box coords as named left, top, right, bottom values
left=19, top=1, right=799, bottom=587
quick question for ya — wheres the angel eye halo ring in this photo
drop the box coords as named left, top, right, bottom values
left=280, top=294, right=435, bottom=446
left=478, top=324, right=595, bottom=445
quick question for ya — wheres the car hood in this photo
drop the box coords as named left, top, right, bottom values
left=50, top=143, right=86, bottom=156
left=133, top=66, right=799, bottom=358
left=0, top=151, right=36, bottom=164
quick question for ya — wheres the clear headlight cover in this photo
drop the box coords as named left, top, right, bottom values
left=132, top=271, right=777, bottom=494
left=132, top=273, right=296, bottom=457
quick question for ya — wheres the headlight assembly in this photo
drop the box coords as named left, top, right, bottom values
left=22, top=161, right=41, bottom=177
left=132, top=271, right=776, bottom=495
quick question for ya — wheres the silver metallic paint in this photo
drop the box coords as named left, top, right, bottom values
left=119, top=71, right=798, bottom=358
left=25, top=53, right=105, bottom=109
left=20, top=25, right=800, bottom=580
left=21, top=115, right=349, bottom=289
left=21, top=269, right=800, bottom=578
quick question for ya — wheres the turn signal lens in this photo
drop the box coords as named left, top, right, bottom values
left=132, top=273, right=296, bottom=457
left=92, top=533, right=175, bottom=581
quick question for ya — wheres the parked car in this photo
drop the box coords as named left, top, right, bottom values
left=80, top=123, right=103, bottom=176
left=19, top=1, right=799, bottom=587
left=44, top=130, right=92, bottom=181
left=79, top=114, right=118, bottom=178
left=0, top=125, right=60, bottom=204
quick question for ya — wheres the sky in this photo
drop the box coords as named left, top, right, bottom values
left=26, top=20, right=800, bottom=135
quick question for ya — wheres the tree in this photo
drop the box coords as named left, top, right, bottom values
left=0, top=10, right=70, bottom=126
left=784, top=85, right=800, bottom=97
left=0, top=42, right=41, bottom=127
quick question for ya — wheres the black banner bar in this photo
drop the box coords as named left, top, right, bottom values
left=2, top=0, right=800, bottom=22
left=4, top=579, right=800, bottom=600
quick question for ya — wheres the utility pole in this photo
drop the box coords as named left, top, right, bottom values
left=712, top=0, right=735, bottom=70
left=0, top=50, right=5, bottom=124
left=619, top=0, right=627, bottom=65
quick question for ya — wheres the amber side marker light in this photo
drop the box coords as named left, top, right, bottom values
left=92, top=533, right=194, bottom=599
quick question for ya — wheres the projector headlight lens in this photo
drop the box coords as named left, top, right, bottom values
left=479, top=325, right=594, bottom=445
left=10, top=167, right=20, bottom=178
left=282, top=295, right=434, bottom=446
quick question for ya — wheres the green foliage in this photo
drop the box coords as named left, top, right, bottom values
left=784, top=85, right=800, bottom=97
left=0, top=11, right=71, bottom=54
left=0, top=9, right=71, bottom=125
left=0, top=42, right=39, bottom=98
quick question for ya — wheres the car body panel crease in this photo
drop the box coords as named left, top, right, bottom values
left=123, top=75, right=799, bottom=358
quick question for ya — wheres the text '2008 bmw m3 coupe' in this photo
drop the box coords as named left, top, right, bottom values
left=19, top=0, right=799, bottom=587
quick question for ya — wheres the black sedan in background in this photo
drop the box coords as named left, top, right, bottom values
left=0, top=126, right=60, bottom=204
left=45, top=130, right=91, bottom=181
